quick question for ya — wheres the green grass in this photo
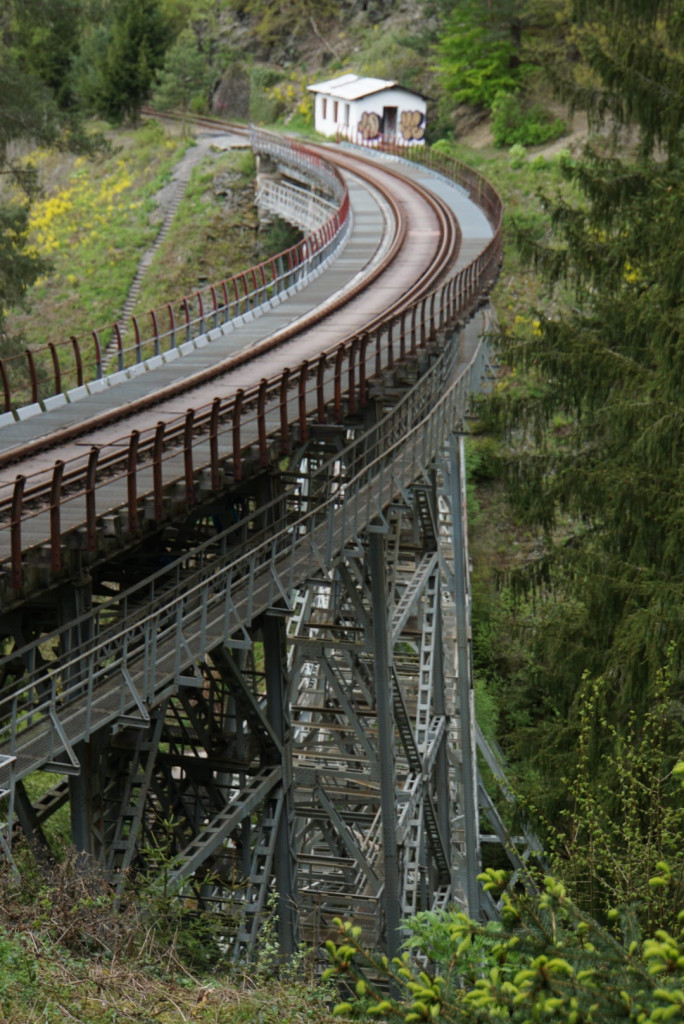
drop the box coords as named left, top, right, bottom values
left=7, top=120, right=191, bottom=350
left=0, top=852, right=338, bottom=1024
left=131, top=148, right=267, bottom=317
left=4, top=122, right=301, bottom=399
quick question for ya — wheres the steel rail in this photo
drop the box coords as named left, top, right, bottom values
left=0, top=134, right=491, bottom=598
left=0, top=306, right=494, bottom=789
left=0, top=124, right=349, bottom=412
left=0, top=134, right=410, bottom=470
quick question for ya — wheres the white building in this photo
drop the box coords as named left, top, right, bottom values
left=308, top=73, right=427, bottom=145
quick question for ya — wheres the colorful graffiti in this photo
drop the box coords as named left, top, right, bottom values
left=400, top=110, right=425, bottom=141
left=357, top=108, right=425, bottom=141
left=358, top=111, right=381, bottom=140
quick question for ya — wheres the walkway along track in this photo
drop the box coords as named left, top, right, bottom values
left=0, top=130, right=468, bottom=596
left=0, top=125, right=514, bottom=957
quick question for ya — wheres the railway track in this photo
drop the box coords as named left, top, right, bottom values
left=0, top=125, right=491, bottom=601
left=0, top=120, right=507, bottom=947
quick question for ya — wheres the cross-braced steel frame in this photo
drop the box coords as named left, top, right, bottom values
left=0, top=311, right=540, bottom=959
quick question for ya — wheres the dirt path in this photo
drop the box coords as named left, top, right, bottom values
left=103, top=131, right=239, bottom=369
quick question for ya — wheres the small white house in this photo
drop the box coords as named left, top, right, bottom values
left=308, top=73, right=427, bottom=145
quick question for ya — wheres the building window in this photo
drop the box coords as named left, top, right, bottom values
left=322, top=97, right=327, bottom=119
left=344, top=103, right=350, bottom=125
left=333, top=100, right=339, bottom=122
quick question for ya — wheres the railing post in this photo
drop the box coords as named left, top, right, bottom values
left=153, top=421, right=165, bottom=522
left=133, top=316, right=142, bottom=364
left=258, top=379, right=269, bottom=466
left=0, top=359, right=10, bottom=412
left=127, top=430, right=140, bottom=533
left=50, top=461, right=64, bottom=572
left=232, top=390, right=244, bottom=482
left=316, top=355, right=326, bottom=423
left=348, top=338, right=357, bottom=416
left=168, top=303, right=176, bottom=348
left=359, top=334, right=368, bottom=408
left=48, top=343, right=61, bottom=398
left=11, top=475, right=25, bottom=591
left=210, top=285, right=219, bottom=329
left=184, top=408, right=195, bottom=506
left=221, top=281, right=229, bottom=324
left=114, top=322, right=124, bottom=371
left=71, top=335, right=84, bottom=385
left=85, top=447, right=99, bottom=552
left=298, top=361, right=309, bottom=444
left=183, top=297, right=191, bottom=342
left=197, top=290, right=204, bottom=335
left=279, top=368, right=291, bottom=454
left=334, top=345, right=344, bottom=422
left=26, top=350, right=38, bottom=404
left=210, top=397, right=221, bottom=492
left=151, top=310, right=160, bottom=357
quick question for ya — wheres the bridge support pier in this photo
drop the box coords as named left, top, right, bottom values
left=444, top=434, right=481, bottom=920
left=0, top=324, right=536, bottom=959
left=263, top=612, right=298, bottom=959
left=369, top=526, right=401, bottom=960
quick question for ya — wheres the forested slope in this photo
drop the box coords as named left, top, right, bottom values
left=0, top=1, right=682, bottom=1020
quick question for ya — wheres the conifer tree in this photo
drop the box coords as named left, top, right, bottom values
left=0, top=1, right=97, bottom=346
left=487, top=0, right=684, bottom=820
left=81, top=0, right=173, bottom=122
left=152, top=27, right=213, bottom=120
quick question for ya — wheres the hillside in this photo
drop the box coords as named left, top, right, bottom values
left=0, top=1, right=683, bottom=1020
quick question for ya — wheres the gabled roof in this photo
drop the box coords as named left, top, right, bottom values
left=307, top=73, right=426, bottom=102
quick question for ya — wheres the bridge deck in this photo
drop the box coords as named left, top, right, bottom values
left=0, top=148, right=491, bottom=467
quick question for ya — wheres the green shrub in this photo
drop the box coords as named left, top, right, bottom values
left=492, top=91, right=566, bottom=148
left=249, top=65, right=286, bottom=124
left=325, top=859, right=684, bottom=1024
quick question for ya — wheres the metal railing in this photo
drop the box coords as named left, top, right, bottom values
left=0, top=132, right=350, bottom=415
left=0, top=136, right=503, bottom=789
left=0, top=305, right=493, bottom=790
left=0, top=221, right=501, bottom=593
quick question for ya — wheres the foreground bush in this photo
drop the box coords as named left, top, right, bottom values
left=325, top=865, right=684, bottom=1023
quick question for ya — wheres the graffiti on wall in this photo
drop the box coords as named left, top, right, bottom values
left=358, top=108, right=425, bottom=141
left=400, top=110, right=425, bottom=141
left=358, top=111, right=381, bottom=139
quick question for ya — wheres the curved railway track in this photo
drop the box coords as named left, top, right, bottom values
left=0, top=121, right=506, bottom=946
left=0, top=125, right=492, bottom=601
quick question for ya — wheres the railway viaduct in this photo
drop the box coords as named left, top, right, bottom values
left=0, top=123, right=536, bottom=960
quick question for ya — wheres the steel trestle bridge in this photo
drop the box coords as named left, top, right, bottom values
left=0, top=122, right=537, bottom=960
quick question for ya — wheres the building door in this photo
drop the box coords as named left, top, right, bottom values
left=383, top=106, right=397, bottom=136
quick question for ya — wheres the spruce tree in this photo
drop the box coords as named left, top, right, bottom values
left=486, top=0, right=684, bottom=844
left=84, top=0, right=173, bottom=123
left=0, top=2, right=98, bottom=346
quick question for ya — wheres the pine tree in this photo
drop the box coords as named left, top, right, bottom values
left=487, top=0, right=684, bottom=814
left=83, top=0, right=173, bottom=122
left=152, top=27, right=213, bottom=121
left=0, top=2, right=98, bottom=346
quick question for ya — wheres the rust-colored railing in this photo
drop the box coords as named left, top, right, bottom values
left=0, top=132, right=502, bottom=597
left=0, top=132, right=349, bottom=413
